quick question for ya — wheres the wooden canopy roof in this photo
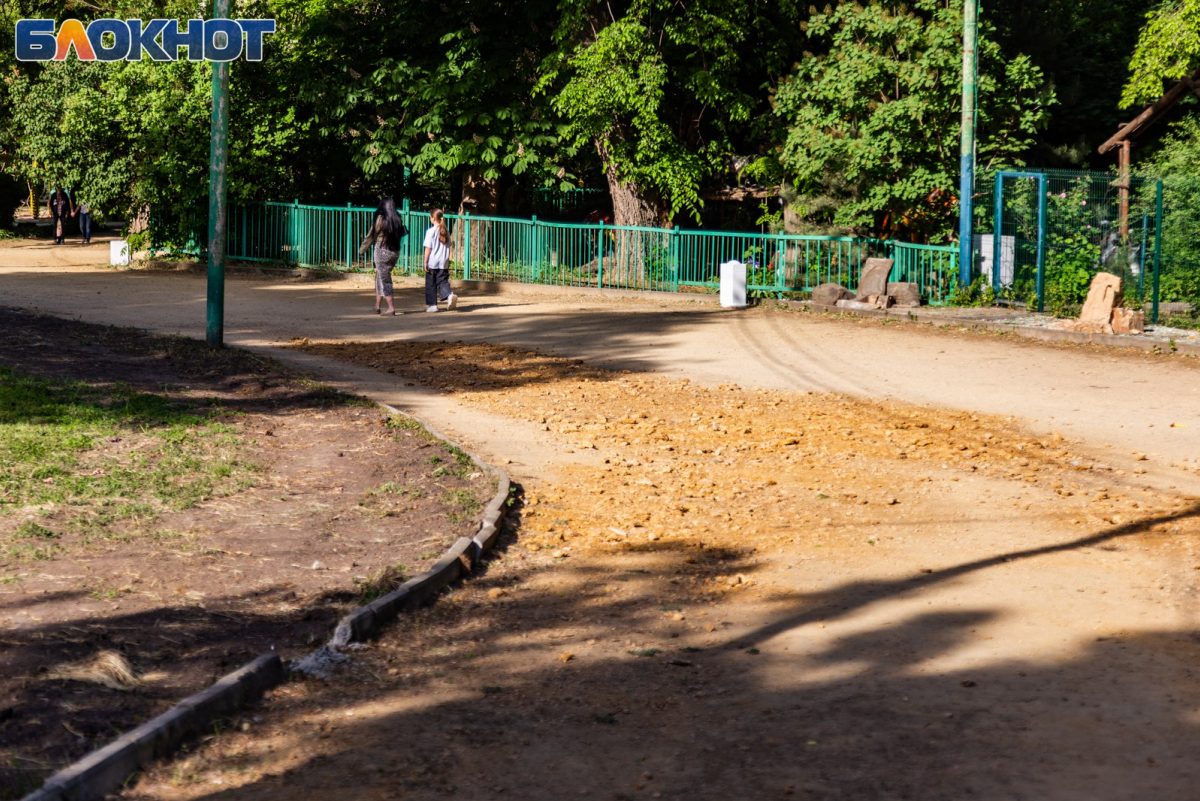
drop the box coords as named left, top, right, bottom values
left=1099, top=68, right=1200, bottom=154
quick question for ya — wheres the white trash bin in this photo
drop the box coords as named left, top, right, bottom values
left=719, top=260, right=747, bottom=308
left=110, top=239, right=130, bottom=266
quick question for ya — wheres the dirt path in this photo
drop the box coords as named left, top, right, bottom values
left=3, top=242, right=1200, bottom=798
left=117, top=339, right=1200, bottom=801
left=1, top=241, right=1198, bottom=476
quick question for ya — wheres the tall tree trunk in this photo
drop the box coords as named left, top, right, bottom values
left=782, top=190, right=803, bottom=288
left=600, top=143, right=668, bottom=287
left=457, top=169, right=499, bottom=271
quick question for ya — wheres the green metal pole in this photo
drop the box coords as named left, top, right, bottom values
left=673, top=226, right=680, bottom=293
left=345, top=201, right=352, bottom=271
left=957, top=0, right=978, bottom=287
left=1153, top=179, right=1163, bottom=325
left=206, top=0, right=231, bottom=346
left=597, top=220, right=604, bottom=288
left=1036, top=175, right=1047, bottom=313
left=1139, top=212, right=1148, bottom=299
left=464, top=212, right=472, bottom=280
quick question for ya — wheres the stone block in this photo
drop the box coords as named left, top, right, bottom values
left=1079, top=272, right=1122, bottom=325
left=855, top=258, right=894, bottom=300
left=888, top=282, right=922, bottom=307
left=1111, top=308, right=1145, bottom=335
left=836, top=299, right=882, bottom=312
left=811, top=283, right=852, bottom=306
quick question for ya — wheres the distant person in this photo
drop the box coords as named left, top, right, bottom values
left=73, top=197, right=93, bottom=244
left=358, top=196, right=406, bottom=316
left=47, top=188, right=73, bottom=245
left=423, top=209, right=456, bottom=312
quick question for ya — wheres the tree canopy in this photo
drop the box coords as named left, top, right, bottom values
left=0, top=0, right=1197, bottom=241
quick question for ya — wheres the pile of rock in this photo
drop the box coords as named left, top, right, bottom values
left=1057, top=272, right=1144, bottom=335
left=811, top=258, right=923, bottom=310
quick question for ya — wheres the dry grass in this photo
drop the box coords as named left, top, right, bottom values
left=45, top=650, right=139, bottom=691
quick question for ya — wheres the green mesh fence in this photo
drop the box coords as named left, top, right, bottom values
left=972, top=169, right=1164, bottom=318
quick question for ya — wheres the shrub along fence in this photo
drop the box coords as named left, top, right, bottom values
left=220, top=200, right=961, bottom=302
left=971, top=169, right=1167, bottom=319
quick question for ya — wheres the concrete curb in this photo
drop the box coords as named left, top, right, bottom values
left=795, top=301, right=1200, bottom=357
left=327, top=403, right=513, bottom=648
left=21, top=655, right=283, bottom=801
left=17, top=365, right=512, bottom=801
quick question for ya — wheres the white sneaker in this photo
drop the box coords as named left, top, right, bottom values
left=446, top=292, right=458, bottom=310
left=426, top=305, right=439, bottom=313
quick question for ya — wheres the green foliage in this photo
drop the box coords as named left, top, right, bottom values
left=4, top=59, right=138, bottom=217
left=549, top=16, right=709, bottom=221
left=989, top=0, right=1158, bottom=167
left=1140, top=114, right=1200, bottom=303
left=1123, top=0, right=1200, bottom=107
left=946, top=276, right=997, bottom=308
left=544, top=0, right=793, bottom=223
left=773, top=0, right=1054, bottom=238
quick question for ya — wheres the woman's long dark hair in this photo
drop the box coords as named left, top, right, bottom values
left=373, top=197, right=406, bottom=250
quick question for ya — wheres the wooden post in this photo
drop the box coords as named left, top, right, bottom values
left=1119, top=141, right=1131, bottom=241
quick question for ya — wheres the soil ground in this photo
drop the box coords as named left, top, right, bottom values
left=2, top=241, right=1200, bottom=799
left=118, top=338, right=1200, bottom=801
left=0, top=310, right=493, bottom=799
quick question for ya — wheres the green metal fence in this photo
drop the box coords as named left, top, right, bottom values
left=221, top=200, right=960, bottom=301
left=972, top=169, right=1164, bottom=317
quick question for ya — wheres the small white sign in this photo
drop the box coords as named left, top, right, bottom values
left=720, top=260, right=747, bottom=308
left=110, top=239, right=130, bottom=266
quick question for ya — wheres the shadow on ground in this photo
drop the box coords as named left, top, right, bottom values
left=114, top=501, right=1200, bottom=801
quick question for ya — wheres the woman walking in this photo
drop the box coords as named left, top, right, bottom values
left=359, top=197, right=407, bottom=315
left=73, top=197, right=93, bottom=244
left=423, top=209, right=456, bottom=312
left=47, top=188, right=73, bottom=245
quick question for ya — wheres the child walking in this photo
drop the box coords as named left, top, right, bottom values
left=359, top=197, right=406, bottom=315
left=423, top=209, right=457, bottom=312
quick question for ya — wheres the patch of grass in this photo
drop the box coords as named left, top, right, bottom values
left=482, top=685, right=504, bottom=694
left=0, top=366, right=255, bottom=551
left=445, top=489, right=484, bottom=524
left=353, top=563, right=409, bottom=604
left=441, top=441, right=473, bottom=466
left=14, top=520, right=58, bottom=540
left=593, top=714, right=618, bottom=725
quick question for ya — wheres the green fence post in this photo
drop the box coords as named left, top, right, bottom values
left=532, top=215, right=540, bottom=283
left=345, top=202, right=352, bottom=271
left=464, top=212, right=472, bottom=280
left=1153, top=179, right=1163, bottom=325
left=1139, top=212, right=1149, bottom=299
left=290, top=198, right=299, bottom=265
left=596, top=221, right=604, bottom=288
left=673, top=226, right=681, bottom=293
left=402, top=197, right=411, bottom=273
left=1036, top=175, right=1047, bottom=313
left=992, top=177, right=1004, bottom=295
